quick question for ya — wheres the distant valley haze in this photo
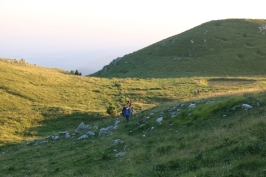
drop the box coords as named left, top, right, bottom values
left=23, top=48, right=135, bottom=75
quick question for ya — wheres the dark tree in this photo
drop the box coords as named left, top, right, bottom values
left=75, top=70, right=79, bottom=75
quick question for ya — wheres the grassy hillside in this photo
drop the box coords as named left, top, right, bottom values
left=2, top=58, right=262, bottom=144
left=92, top=19, right=266, bottom=78
left=1, top=18, right=266, bottom=176
left=1, top=85, right=266, bottom=176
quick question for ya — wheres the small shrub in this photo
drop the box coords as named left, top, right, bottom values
left=102, top=154, right=111, bottom=160
left=106, top=105, right=117, bottom=115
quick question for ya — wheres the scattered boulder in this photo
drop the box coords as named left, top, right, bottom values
left=139, top=124, right=145, bottom=128
left=59, top=131, right=68, bottom=135
left=51, top=135, right=59, bottom=140
left=171, top=112, right=180, bottom=118
left=156, top=117, right=163, bottom=124
left=99, top=126, right=113, bottom=136
left=86, top=131, right=95, bottom=136
left=259, top=24, right=266, bottom=34
left=113, top=119, right=121, bottom=129
left=115, top=151, right=126, bottom=157
left=77, top=131, right=95, bottom=140
left=58, top=131, right=71, bottom=139
left=242, top=104, right=253, bottom=110
left=112, top=139, right=123, bottom=145
left=115, top=119, right=120, bottom=126
left=65, top=133, right=71, bottom=139
left=77, top=134, right=89, bottom=140
left=232, top=105, right=241, bottom=111
left=188, top=104, right=196, bottom=109
left=75, top=122, right=91, bottom=132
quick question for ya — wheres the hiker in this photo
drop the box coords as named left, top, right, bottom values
left=124, top=107, right=131, bottom=122
left=197, top=89, right=201, bottom=94
left=127, top=100, right=133, bottom=115
left=121, top=105, right=127, bottom=117
left=194, top=89, right=201, bottom=95
left=128, top=100, right=132, bottom=108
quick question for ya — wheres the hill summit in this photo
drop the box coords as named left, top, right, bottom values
left=92, top=19, right=266, bottom=78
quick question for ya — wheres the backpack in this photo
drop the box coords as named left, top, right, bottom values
left=122, top=107, right=126, bottom=116
left=125, top=109, right=131, bottom=117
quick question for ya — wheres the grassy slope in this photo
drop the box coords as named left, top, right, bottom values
left=4, top=59, right=259, bottom=144
left=0, top=59, right=212, bottom=144
left=93, top=19, right=266, bottom=78
left=1, top=19, right=266, bottom=176
left=1, top=90, right=266, bottom=177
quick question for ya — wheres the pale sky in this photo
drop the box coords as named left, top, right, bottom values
left=1, top=0, right=265, bottom=74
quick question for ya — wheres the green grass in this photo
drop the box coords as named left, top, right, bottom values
left=93, top=19, right=266, bottom=78
left=1, top=91, right=266, bottom=176
left=1, top=59, right=266, bottom=176
left=1, top=19, right=266, bottom=176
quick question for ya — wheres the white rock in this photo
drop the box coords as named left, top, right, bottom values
left=113, top=125, right=119, bottom=129
left=52, top=135, right=59, bottom=140
left=156, top=117, right=163, bottom=124
left=113, top=139, right=123, bottom=145
left=99, top=127, right=111, bottom=136
left=188, top=104, right=196, bottom=109
left=75, top=122, right=90, bottom=132
left=86, top=131, right=95, bottom=136
left=139, top=124, right=145, bottom=128
left=115, top=152, right=126, bottom=157
left=115, top=120, right=120, bottom=125
left=77, top=134, right=88, bottom=140
left=65, top=133, right=71, bottom=139
left=242, top=104, right=253, bottom=109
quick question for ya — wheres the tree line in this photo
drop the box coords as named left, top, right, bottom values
left=70, top=70, right=82, bottom=76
